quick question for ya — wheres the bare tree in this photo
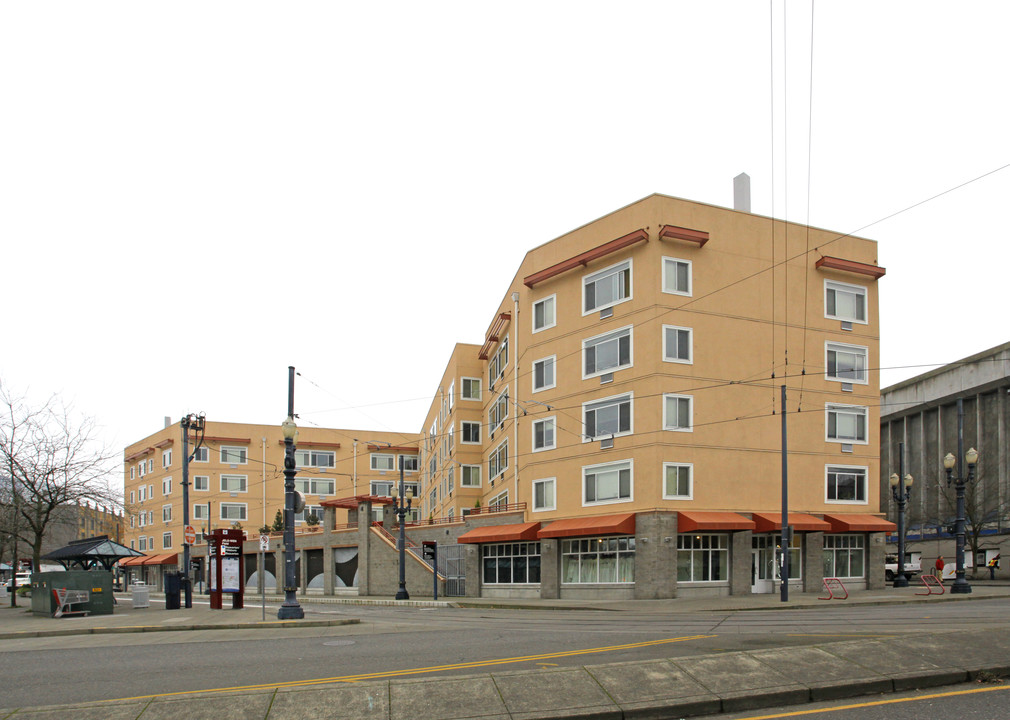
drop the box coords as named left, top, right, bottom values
left=0, top=383, right=119, bottom=570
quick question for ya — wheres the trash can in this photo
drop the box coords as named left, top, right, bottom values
left=131, top=582, right=150, bottom=608
left=164, top=572, right=181, bottom=610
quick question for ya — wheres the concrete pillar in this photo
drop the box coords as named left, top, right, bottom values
left=357, top=501, right=372, bottom=595
left=324, top=505, right=337, bottom=532
left=464, top=544, right=481, bottom=598
left=634, top=512, right=677, bottom=599
left=539, top=539, right=559, bottom=599
left=730, top=530, right=752, bottom=595
left=323, top=545, right=334, bottom=595
left=804, top=532, right=824, bottom=593
left=299, top=548, right=308, bottom=594
left=273, top=546, right=284, bottom=595
left=867, top=532, right=886, bottom=589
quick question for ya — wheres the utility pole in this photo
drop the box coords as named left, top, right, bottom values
left=780, top=384, right=789, bottom=603
left=180, top=413, right=206, bottom=609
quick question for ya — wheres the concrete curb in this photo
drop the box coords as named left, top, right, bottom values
left=0, top=617, right=359, bottom=640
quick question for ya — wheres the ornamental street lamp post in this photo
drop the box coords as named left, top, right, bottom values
left=889, top=441, right=914, bottom=588
left=277, top=367, right=304, bottom=620
left=944, top=398, right=979, bottom=595
left=392, top=456, right=413, bottom=600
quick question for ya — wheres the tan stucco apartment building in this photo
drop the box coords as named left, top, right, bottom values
left=124, top=193, right=892, bottom=599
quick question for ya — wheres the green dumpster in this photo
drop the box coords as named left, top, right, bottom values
left=31, top=570, right=115, bottom=616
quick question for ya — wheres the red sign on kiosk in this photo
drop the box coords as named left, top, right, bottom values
left=207, top=528, right=245, bottom=610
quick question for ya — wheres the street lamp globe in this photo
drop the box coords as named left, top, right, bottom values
left=943, top=452, right=957, bottom=470
left=281, top=416, right=297, bottom=441
left=966, top=448, right=979, bottom=466
left=904, top=474, right=913, bottom=487
left=889, top=473, right=899, bottom=488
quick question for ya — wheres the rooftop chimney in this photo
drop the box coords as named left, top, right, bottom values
left=733, top=173, right=751, bottom=212
left=164, top=416, right=172, bottom=429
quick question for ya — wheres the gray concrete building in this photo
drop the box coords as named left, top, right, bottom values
left=880, top=341, right=1010, bottom=567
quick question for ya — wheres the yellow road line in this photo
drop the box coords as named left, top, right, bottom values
left=108, top=634, right=716, bottom=702
left=733, top=683, right=1010, bottom=719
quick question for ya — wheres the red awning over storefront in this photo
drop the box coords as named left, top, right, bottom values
left=538, top=513, right=636, bottom=539
left=119, top=556, right=146, bottom=567
left=677, top=511, right=755, bottom=532
left=142, top=553, right=179, bottom=566
left=751, top=512, right=831, bottom=532
left=822, top=513, right=896, bottom=532
left=457, top=522, right=541, bottom=544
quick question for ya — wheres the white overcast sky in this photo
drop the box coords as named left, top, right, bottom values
left=2, top=2, right=1008, bottom=454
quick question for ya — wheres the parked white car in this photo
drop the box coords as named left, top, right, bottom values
left=885, top=553, right=921, bottom=581
left=5, top=572, right=31, bottom=590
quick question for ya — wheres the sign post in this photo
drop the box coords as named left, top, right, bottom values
left=259, top=533, right=269, bottom=621
left=207, top=527, right=245, bottom=610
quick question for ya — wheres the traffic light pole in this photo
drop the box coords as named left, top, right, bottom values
left=180, top=413, right=206, bottom=609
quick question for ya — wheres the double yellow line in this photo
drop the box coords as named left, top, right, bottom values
left=114, top=634, right=716, bottom=702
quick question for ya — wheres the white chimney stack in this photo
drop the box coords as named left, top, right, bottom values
left=734, top=172, right=751, bottom=212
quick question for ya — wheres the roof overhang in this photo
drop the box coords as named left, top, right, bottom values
left=678, top=511, right=755, bottom=532
left=822, top=513, right=896, bottom=532
left=458, top=522, right=541, bottom=544
left=538, top=512, right=636, bottom=539
left=751, top=512, right=832, bottom=533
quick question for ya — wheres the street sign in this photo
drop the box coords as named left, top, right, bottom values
left=259, top=534, right=270, bottom=552
left=184, top=525, right=196, bottom=545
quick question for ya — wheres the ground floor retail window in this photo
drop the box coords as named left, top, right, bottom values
left=752, top=534, right=801, bottom=580
left=823, top=534, right=865, bottom=578
left=482, top=542, right=541, bottom=584
left=561, top=536, right=635, bottom=584
left=678, top=533, right=728, bottom=582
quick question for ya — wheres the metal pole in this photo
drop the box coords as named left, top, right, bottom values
left=432, top=544, right=438, bottom=601
left=780, top=384, right=789, bottom=603
left=894, top=442, right=909, bottom=587
left=180, top=417, right=192, bottom=609
left=278, top=366, right=305, bottom=619
left=260, top=548, right=265, bottom=622
left=395, top=456, right=410, bottom=600
left=952, top=398, right=972, bottom=594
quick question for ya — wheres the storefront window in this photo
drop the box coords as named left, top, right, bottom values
left=561, top=536, right=635, bottom=584
left=823, top=534, right=865, bottom=578
left=482, top=542, right=541, bottom=584
left=753, top=534, right=802, bottom=580
left=677, top=534, right=729, bottom=582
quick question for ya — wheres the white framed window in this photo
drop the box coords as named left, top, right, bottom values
left=461, top=377, right=482, bottom=401
left=533, top=355, right=556, bottom=392
left=162, top=477, right=172, bottom=496
left=448, top=381, right=455, bottom=412
left=193, top=475, right=209, bottom=491
left=371, top=453, right=395, bottom=471
left=489, top=334, right=509, bottom=386
left=295, top=505, right=323, bottom=524
left=562, top=536, right=634, bottom=583
left=662, top=325, right=692, bottom=364
left=663, top=462, right=693, bottom=499
left=826, top=465, right=868, bottom=503
left=295, top=477, right=335, bottom=496
left=583, top=458, right=633, bottom=505
left=138, top=512, right=145, bottom=528
left=162, top=449, right=172, bottom=468
left=489, top=489, right=509, bottom=509
left=130, top=490, right=135, bottom=504
left=138, top=536, right=147, bottom=552
left=139, top=486, right=147, bottom=502
left=583, top=325, right=633, bottom=378
left=193, top=504, right=208, bottom=520
left=295, top=449, right=335, bottom=468
left=162, top=504, right=172, bottom=522
left=220, top=446, right=247, bottom=464
left=825, top=342, right=868, bottom=384
left=461, top=465, right=481, bottom=487
left=130, top=467, right=135, bottom=480
left=533, top=294, right=556, bottom=332
left=399, top=454, right=418, bottom=472
left=662, top=256, right=692, bottom=296
left=489, top=438, right=509, bottom=479
left=220, top=502, right=247, bottom=521
left=583, top=259, right=632, bottom=314
left=663, top=394, right=693, bottom=432
left=583, top=393, right=633, bottom=441
left=193, top=446, right=209, bottom=463
left=220, top=474, right=247, bottom=493
left=825, top=280, right=867, bottom=324
left=823, top=534, right=865, bottom=578
left=147, top=510, right=154, bottom=525
left=138, top=462, right=145, bottom=479
left=147, top=459, right=154, bottom=473
left=533, top=478, right=556, bottom=512
left=448, top=425, right=455, bottom=453
left=826, top=404, right=868, bottom=444
left=461, top=421, right=481, bottom=444
left=488, top=391, right=509, bottom=434
left=148, top=484, right=153, bottom=499
left=532, top=417, right=556, bottom=452
left=677, top=534, right=728, bottom=582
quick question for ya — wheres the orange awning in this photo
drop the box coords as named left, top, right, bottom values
left=119, top=556, right=147, bottom=567
left=822, top=513, right=896, bottom=533
left=678, top=511, right=755, bottom=532
left=142, top=553, right=179, bottom=566
left=457, top=522, right=541, bottom=544
left=539, top=513, right=636, bottom=539
left=751, top=512, right=831, bottom=532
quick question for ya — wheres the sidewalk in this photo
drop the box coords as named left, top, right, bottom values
left=2, top=584, right=1010, bottom=719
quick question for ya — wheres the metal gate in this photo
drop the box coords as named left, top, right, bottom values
left=439, top=543, right=466, bottom=597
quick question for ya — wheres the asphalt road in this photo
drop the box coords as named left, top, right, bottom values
left=1, top=599, right=1007, bottom=710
